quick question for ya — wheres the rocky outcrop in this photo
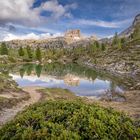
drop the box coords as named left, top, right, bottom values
left=68, top=37, right=96, bottom=48
left=64, top=29, right=81, bottom=44
left=133, top=14, right=140, bottom=26
left=119, top=14, right=140, bottom=37
left=4, top=37, right=67, bottom=49
left=2, top=28, right=98, bottom=49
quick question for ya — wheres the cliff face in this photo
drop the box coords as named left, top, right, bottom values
left=4, top=29, right=97, bottom=49
left=119, top=14, right=140, bottom=37
left=65, top=29, right=81, bottom=44
left=133, top=14, right=140, bottom=26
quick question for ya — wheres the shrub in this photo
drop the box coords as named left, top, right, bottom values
left=0, top=101, right=139, bottom=140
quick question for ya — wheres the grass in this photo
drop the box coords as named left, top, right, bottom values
left=38, top=88, right=79, bottom=101
left=0, top=73, right=30, bottom=110
left=0, top=88, right=140, bottom=139
left=0, top=73, right=19, bottom=93
left=0, top=94, right=30, bottom=111
left=0, top=97, right=19, bottom=111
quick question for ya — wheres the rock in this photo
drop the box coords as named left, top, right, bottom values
left=47, top=59, right=52, bottom=64
left=133, top=83, right=140, bottom=90
left=119, top=13, right=140, bottom=37
left=64, top=29, right=81, bottom=44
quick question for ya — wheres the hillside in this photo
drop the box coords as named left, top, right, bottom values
left=78, top=14, right=140, bottom=82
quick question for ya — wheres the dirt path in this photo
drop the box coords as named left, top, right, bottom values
left=0, top=86, right=42, bottom=126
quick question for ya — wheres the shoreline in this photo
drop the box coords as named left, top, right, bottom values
left=79, top=61, right=140, bottom=89
left=0, top=85, right=139, bottom=127
left=0, top=86, right=42, bottom=126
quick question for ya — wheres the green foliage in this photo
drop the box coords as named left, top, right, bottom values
left=0, top=42, right=8, bottom=55
left=112, top=32, right=118, bottom=46
left=26, top=45, right=33, bottom=59
left=120, top=37, right=126, bottom=44
left=95, top=41, right=100, bottom=49
left=118, top=38, right=122, bottom=49
left=0, top=101, right=139, bottom=140
left=132, top=23, right=140, bottom=40
left=35, top=47, right=42, bottom=62
left=18, top=46, right=25, bottom=56
left=19, top=68, right=26, bottom=78
left=89, top=43, right=96, bottom=54
left=101, top=43, right=106, bottom=51
left=35, top=64, right=42, bottom=77
left=112, top=33, right=124, bottom=49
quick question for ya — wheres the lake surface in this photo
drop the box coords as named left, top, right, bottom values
left=1, top=63, right=125, bottom=100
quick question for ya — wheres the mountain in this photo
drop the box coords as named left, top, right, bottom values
left=2, top=14, right=140, bottom=50
left=119, top=14, right=140, bottom=37
left=4, top=29, right=97, bottom=49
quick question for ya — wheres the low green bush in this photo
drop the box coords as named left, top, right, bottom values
left=0, top=100, right=140, bottom=140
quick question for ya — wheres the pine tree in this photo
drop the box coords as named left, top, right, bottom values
left=118, top=39, right=122, bottom=49
left=101, top=43, right=106, bottom=51
left=35, top=64, right=42, bottom=77
left=0, top=42, right=8, bottom=55
left=35, top=47, right=42, bottom=62
left=26, top=46, right=33, bottom=59
left=120, top=37, right=126, bottom=47
left=18, top=46, right=24, bottom=56
left=95, top=41, right=100, bottom=49
left=132, top=24, right=140, bottom=40
left=112, top=32, right=118, bottom=46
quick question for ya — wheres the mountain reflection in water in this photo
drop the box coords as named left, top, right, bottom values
left=1, top=63, right=125, bottom=100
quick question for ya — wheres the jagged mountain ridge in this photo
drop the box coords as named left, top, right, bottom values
left=4, top=34, right=97, bottom=49
left=119, top=14, right=140, bottom=37
left=2, top=13, right=140, bottom=48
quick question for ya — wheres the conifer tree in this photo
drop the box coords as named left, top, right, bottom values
left=26, top=46, right=33, bottom=59
left=95, top=41, right=100, bottom=49
left=112, top=32, right=118, bottom=46
left=118, top=39, right=122, bottom=49
left=35, top=47, right=42, bottom=62
left=101, top=43, right=106, bottom=51
left=18, top=46, right=24, bottom=56
left=0, top=42, right=8, bottom=55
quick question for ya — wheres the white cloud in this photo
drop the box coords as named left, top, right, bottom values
left=0, top=0, right=41, bottom=26
left=0, top=0, right=77, bottom=26
left=74, top=18, right=132, bottom=28
left=41, top=0, right=77, bottom=20
left=2, top=32, right=62, bottom=41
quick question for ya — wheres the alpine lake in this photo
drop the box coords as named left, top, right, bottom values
left=0, top=63, right=129, bottom=102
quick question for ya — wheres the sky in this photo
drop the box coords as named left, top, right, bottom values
left=0, top=0, right=140, bottom=41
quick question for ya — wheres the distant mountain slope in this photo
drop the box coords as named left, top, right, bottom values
left=4, top=35, right=97, bottom=49
left=119, top=14, right=140, bottom=37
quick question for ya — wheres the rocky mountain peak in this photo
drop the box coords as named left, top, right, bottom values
left=133, top=14, right=140, bottom=26
left=64, top=29, right=82, bottom=44
left=119, top=13, right=140, bottom=37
